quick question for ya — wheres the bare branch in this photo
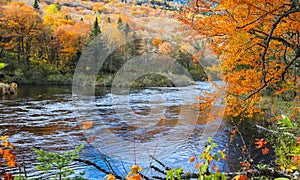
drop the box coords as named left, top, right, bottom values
left=150, top=155, right=171, bottom=170
left=74, top=158, right=124, bottom=179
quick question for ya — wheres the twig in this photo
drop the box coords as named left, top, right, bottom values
left=152, top=176, right=165, bottom=180
left=150, top=165, right=166, bottom=175
left=150, top=155, right=171, bottom=170
left=243, top=77, right=274, bottom=100
left=255, top=125, right=298, bottom=139
left=102, top=155, right=118, bottom=176
left=140, top=173, right=151, bottom=180
left=74, top=158, right=124, bottom=179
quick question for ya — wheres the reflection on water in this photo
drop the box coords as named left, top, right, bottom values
left=0, top=82, right=235, bottom=179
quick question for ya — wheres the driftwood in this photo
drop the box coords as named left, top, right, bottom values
left=256, top=124, right=298, bottom=139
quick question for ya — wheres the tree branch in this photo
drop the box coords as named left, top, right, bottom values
left=260, top=7, right=300, bottom=84
left=74, top=158, right=124, bottom=180
left=150, top=155, right=171, bottom=171
left=243, top=77, right=274, bottom=100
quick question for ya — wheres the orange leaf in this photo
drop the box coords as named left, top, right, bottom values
left=254, top=138, right=267, bottom=148
left=262, top=147, right=269, bottom=155
left=81, top=121, right=93, bottom=130
left=4, top=173, right=13, bottom=180
left=231, top=174, right=248, bottom=180
left=7, top=160, right=16, bottom=167
left=293, top=156, right=299, bottom=164
left=87, top=136, right=96, bottom=144
left=195, top=163, right=201, bottom=169
left=127, top=174, right=141, bottom=180
left=189, top=156, right=195, bottom=162
left=295, top=137, right=300, bottom=146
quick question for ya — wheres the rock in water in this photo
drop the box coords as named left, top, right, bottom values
left=0, top=82, right=17, bottom=95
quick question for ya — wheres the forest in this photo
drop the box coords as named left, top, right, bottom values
left=0, top=0, right=299, bottom=179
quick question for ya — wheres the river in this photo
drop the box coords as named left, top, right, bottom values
left=0, top=82, right=261, bottom=179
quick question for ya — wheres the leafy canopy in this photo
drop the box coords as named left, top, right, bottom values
left=179, top=0, right=300, bottom=117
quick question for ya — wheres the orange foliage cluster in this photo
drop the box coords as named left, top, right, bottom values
left=0, top=136, right=17, bottom=180
left=151, top=38, right=163, bottom=47
left=179, top=0, right=300, bottom=117
left=0, top=1, right=91, bottom=65
left=0, top=136, right=16, bottom=167
left=158, top=42, right=176, bottom=56
left=254, top=138, right=269, bottom=155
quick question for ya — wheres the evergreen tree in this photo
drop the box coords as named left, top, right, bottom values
left=88, top=17, right=101, bottom=42
left=56, top=2, right=61, bottom=11
left=33, top=0, right=39, bottom=10
left=107, top=17, right=111, bottom=23
left=117, top=17, right=123, bottom=30
left=124, top=22, right=130, bottom=37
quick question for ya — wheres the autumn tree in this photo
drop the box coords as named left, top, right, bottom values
left=50, top=22, right=90, bottom=68
left=0, top=2, right=44, bottom=62
left=179, top=0, right=300, bottom=117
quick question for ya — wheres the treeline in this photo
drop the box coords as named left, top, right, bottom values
left=0, top=1, right=93, bottom=84
left=0, top=1, right=205, bottom=86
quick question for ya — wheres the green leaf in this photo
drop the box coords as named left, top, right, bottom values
left=208, top=137, right=212, bottom=145
left=278, top=115, right=293, bottom=128
left=0, top=63, right=7, bottom=70
left=274, top=178, right=290, bottom=180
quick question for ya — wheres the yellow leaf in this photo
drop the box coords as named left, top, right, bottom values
left=104, top=174, right=115, bottom=180
left=126, top=164, right=143, bottom=179
left=1, top=136, right=8, bottom=141
left=130, top=164, right=143, bottom=173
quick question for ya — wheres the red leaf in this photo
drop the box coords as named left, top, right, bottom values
left=87, top=136, right=96, bottom=144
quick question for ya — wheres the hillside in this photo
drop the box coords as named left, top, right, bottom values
left=0, top=0, right=217, bottom=86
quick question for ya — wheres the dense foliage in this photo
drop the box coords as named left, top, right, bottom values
left=179, top=0, right=299, bottom=117
left=0, top=0, right=205, bottom=86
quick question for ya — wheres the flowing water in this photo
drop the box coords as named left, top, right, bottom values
left=0, top=82, right=244, bottom=179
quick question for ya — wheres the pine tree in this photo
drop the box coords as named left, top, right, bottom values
left=124, top=22, right=130, bottom=37
left=33, top=0, right=39, bottom=10
left=88, top=17, right=101, bottom=42
left=56, top=2, right=61, bottom=11
left=117, top=17, right=123, bottom=30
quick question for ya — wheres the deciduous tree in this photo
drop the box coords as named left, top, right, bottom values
left=0, top=2, right=44, bottom=62
left=179, top=0, right=300, bottom=117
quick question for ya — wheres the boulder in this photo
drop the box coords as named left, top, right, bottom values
left=0, top=82, right=17, bottom=96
